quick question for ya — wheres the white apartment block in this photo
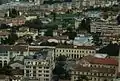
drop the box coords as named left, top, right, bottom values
left=24, top=48, right=55, bottom=81
left=55, top=45, right=96, bottom=59
left=90, top=21, right=120, bottom=35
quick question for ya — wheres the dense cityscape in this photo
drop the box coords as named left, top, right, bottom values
left=0, top=0, right=120, bottom=81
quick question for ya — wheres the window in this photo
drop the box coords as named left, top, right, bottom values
left=74, top=50, right=76, bottom=53
left=45, top=67, right=49, bottom=69
left=82, top=51, right=84, bottom=53
left=89, top=51, right=91, bottom=53
left=36, top=62, right=37, bottom=65
left=20, top=51, right=23, bottom=54
left=46, top=78, right=49, bottom=81
left=26, top=70, right=29, bottom=73
left=92, top=51, right=95, bottom=53
left=39, top=70, right=42, bottom=72
left=4, top=61, right=7, bottom=66
left=33, top=66, right=36, bottom=69
left=66, top=50, right=68, bottom=52
left=33, top=71, right=36, bottom=74
left=45, top=74, right=49, bottom=77
left=45, top=70, right=49, bottom=73
left=77, top=55, right=79, bottom=58
left=39, top=67, right=42, bottom=68
left=26, top=66, right=29, bottom=68
left=26, top=74, right=29, bottom=77
left=39, top=74, right=41, bottom=76
left=17, top=51, right=19, bottom=53
left=27, top=62, right=30, bottom=64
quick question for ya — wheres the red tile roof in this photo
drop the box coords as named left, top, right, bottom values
left=83, top=55, right=118, bottom=65
left=90, top=58, right=118, bottom=65
left=56, top=45, right=96, bottom=50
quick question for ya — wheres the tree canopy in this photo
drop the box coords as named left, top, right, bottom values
left=98, top=43, right=119, bottom=56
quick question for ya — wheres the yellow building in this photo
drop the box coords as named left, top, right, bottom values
left=55, top=45, right=96, bottom=59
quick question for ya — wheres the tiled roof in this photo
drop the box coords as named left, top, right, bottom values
left=0, top=45, right=28, bottom=51
left=83, top=55, right=118, bottom=65
left=0, top=32, right=10, bottom=36
left=0, top=45, right=42, bottom=52
left=56, top=45, right=96, bottom=50
left=73, top=65, right=116, bottom=74
left=91, top=58, right=118, bottom=65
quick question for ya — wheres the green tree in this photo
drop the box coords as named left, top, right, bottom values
left=9, top=8, right=19, bottom=18
left=51, top=11, right=56, bottom=21
left=0, top=66, right=12, bottom=76
left=44, top=28, right=53, bottom=36
left=56, top=55, right=66, bottom=61
left=8, top=33, right=18, bottom=45
left=78, top=18, right=91, bottom=32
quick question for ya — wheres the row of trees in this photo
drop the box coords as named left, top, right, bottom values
left=53, top=55, right=70, bottom=80
left=98, top=42, right=119, bottom=56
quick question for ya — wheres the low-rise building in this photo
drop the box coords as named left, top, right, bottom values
left=71, top=55, right=118, bottom=81
left=55, top=45, right=96, bottom=59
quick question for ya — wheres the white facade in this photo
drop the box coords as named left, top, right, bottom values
left=90, top=21, right=120, bottom=35
left=0, top=51, right=10, bottom=67
left=24, top=49, right=55, bottom=81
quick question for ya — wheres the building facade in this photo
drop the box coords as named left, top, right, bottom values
left=55, top=45, right=96, bottom=59
left=71, top=55, right=118, bottom=81
left=90, top=21, right=120, bottom=35
left=24, top=48, right=55, bottom=81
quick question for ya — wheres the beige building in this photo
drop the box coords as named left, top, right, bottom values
left=71, top=55, right=118, bottom=81
left=55, top=45, right=96, bottom=59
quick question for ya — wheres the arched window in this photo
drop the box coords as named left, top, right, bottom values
left=4, top=61, right=7, bottom=66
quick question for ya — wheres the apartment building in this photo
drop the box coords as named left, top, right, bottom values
left=55, top=45, right=96, bottom=59
left=24, top=48, right=55, bottom=81
left=90, top=21, right=120, bottom=35
left=71, top=55, right=118, bottom=81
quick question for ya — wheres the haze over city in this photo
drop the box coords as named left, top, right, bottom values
left=0, top=0, right=120, bottom=81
